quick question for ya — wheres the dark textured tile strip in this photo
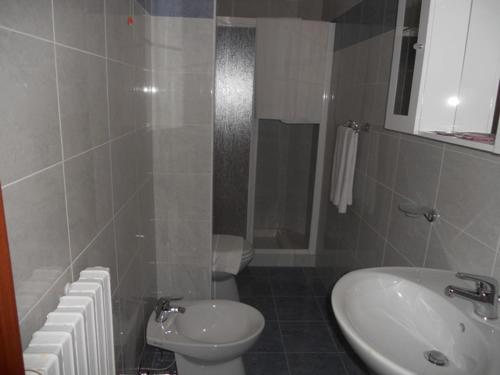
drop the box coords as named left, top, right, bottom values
left=149, top=0, right=214, bottom=18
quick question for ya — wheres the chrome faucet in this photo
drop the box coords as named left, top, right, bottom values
left=155, top=296, right=186, bottom=323
left=445, top=272, right=499, bottom=320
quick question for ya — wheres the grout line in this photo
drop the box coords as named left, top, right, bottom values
left=422, top=146, right=445, bottom=267
left=0, top=24, right=113, bottom=63
left=103, top=0, right=121, bottom=301
left=379, top=136, right=402, bottom=266
left=1, top=161, right=63, bottom=189
left=1, top=125, right=148, bottom=190
left=0, top=24, right=54, bottom=43
left=19, top=263, right=73, bottom=324
left=51, top=0, right=74, bottom=280
left=438, top=217, right=497, bottom=253
left=70, top=216, right=115, bottom=265
left=445, top=143, right=500, bottom=164
left=271, top=286, right=292, bottom=375
left=384, top=239, right=416, bottom=266
left=54, top=41, right=107, bottom=60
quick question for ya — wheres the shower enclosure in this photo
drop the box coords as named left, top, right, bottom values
left=253, top=120, right=319, bottom=249
left=214, top=17, right=335, bottom=260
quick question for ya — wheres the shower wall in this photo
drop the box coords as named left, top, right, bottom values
left=213, top=26, right=256, bottom=237
left=151, top=6, right=215, bottom=300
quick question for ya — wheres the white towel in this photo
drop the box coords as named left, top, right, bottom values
left=212, top=235, right=245, bottom=275
left=330, top=126, right=358, bottom=213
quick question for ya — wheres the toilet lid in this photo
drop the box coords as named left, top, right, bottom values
left=213, top=234, right=253, bottom=254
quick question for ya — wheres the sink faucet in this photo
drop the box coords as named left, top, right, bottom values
left=155, top=296, right=186, bottom=323
left=445, top=272, right=499, bottom=320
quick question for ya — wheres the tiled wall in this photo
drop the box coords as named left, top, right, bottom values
left=0, top=0, right=156, bottom=372
left=216, top=0, right=323, bottom=20
left=323, top=2, right=500, bottom=281
left=150, top=14, right=214, bottom=299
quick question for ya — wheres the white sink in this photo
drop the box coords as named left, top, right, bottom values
left=331, top=267, right=500, bottom=375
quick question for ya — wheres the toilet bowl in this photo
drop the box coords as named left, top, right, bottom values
left=146, top=299, right=265, bottom=375
left=212, top=235, right=254, bottom=300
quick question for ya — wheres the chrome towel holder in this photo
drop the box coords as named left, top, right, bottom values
left=343, top=120, right=370, bottom=133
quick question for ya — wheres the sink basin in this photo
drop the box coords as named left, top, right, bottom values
left=331, top=267, right=500, bottom=375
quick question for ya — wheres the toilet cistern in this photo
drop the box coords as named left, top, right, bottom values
left=155, top=296, right=186, bottom=323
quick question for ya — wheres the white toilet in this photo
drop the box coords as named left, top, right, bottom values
left=147, top=299, right=264, bottom=375
left=212, top=234, right=254, bottom=301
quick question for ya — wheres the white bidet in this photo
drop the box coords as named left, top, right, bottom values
left=146, top=299, right=265, bottom=375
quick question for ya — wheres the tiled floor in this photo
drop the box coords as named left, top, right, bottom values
left=140, top=266, right=371, bottom=375
left=239, top=267, right=371, bottom=375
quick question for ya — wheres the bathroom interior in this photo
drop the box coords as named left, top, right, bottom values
left=1, top=0, right=500, bottom=374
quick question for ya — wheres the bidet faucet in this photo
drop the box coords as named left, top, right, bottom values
left=155, top=296, right=186, bottom=323
left=445, top=272, right=499, bottom=320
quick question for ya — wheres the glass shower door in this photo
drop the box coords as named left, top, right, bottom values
left=252, top=119, right=319, bottom=250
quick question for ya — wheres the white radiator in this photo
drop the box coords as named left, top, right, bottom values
left=23, top=267, right=116, bottom=375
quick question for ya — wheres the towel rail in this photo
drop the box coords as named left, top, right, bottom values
left=343, top=120, right=370, bottom=133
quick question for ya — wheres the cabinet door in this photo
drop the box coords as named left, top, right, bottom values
left=385, top=0, right=429, bottom=134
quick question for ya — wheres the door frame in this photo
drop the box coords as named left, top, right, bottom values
left=0, top=186, right=25, bottom=374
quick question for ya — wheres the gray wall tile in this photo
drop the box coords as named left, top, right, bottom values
left=386, top=194, right=430, bottom=266
left=3, top=166, right=70, bottom=319
left=356, top=220, right=384, bottom=268
left=0, top=30, right=60, bottom=184
left=56, top=45, right=108, bottom=158
left=366, top=130, right=398, bottom=189
left=361, top=178, right=392, bottom=236
left=394, top=138, right=443, bottom=206
left=53, top=0, right=106, bottom=55
left=106, top=0, right=135, bottom=64
left=19, top=268, right=72, bottom=348
left=108, top=60, right=136, bottom=138
left=0, top=0, right=54, bottom=40
left=115, top=197, right=140, bottom=280
left=72, top=221, right=118, bottom=291
left=383, top=243, right=412, bottom=266
left=111, top=133, right=139, bottom=212
left=65, top=144, right=113, bottom=258
left=437, top=149, right=500, bottom=249
left=425, top=219, right=496, bottom=275
left=153, top=126, right=212, bottom=174
left=154, top=173, right=211, bottom=222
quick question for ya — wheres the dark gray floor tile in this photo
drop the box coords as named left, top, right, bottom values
left=309, top=278, right=329, bottom=296
left=240, top=266, right=271, bottom=277
left=241, top=296, right=278, bottom=321
left=140, top=345, right=176, bottom=372
left=237, top=276, right=273, bottom=297
left=244, top=353, right=289, bottom=375
left=250, top=321, right=284, bottom=353
left=340, top=352, right=371, bottom=375
left=275, top=297, right=324, bottom=321
left=268, top=267, right=305, bottom=279
left=287, top=353, right=347, bottom=375
left=280, top=322, right=337, bottom=353
left=271, top=277, right=315, bottom=297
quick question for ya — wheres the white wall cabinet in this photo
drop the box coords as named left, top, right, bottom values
left=385, top=0, right=500, bottom=153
